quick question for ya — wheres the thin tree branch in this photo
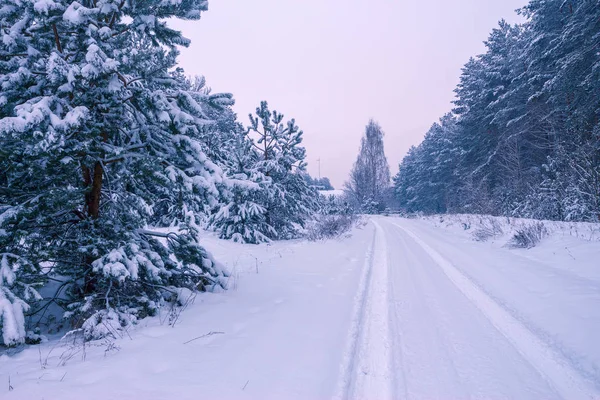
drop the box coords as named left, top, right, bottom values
left=52, top=24, right=63, bottom=53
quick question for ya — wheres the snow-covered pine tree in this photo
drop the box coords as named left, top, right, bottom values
left=0, top=0, right=230, bottom=344
left=210, top=101, right=318, bottom=243
left=188, top=76, right=241, bottom=169
left=244, top=101, right=318, bottom=240
left=393, top=114, right=460, bottom=214
left=210, top=130, right=275, bottom=244
left=150, top=74, right=234, bottom=227
left=517, top=0, right=600, bottom=222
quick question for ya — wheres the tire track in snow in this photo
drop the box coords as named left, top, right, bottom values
left=401, top=219, right=600, bottom=388
left=386, top=227, right=465, bottom=399
left=332, top=220, right=394, bottom=400
left=331, top=223, right=377, bottom=400
left=392, top=221, right=599, bottom=400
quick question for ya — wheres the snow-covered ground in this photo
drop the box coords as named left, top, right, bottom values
left=2, top=216, right=599, bottom=399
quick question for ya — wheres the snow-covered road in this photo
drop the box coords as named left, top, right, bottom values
left=2, top=216, right=599, bottom=399
left=339, top=217, right=599, bottom=400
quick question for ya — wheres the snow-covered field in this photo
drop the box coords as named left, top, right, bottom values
left=2, top=216, right=599, bottom=399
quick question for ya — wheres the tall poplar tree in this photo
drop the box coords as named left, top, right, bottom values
left=345, top=120, right=391, bottom=213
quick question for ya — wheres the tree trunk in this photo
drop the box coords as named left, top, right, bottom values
left=85, top=161, right=103, bottom=219
left=81, top=161, right=103, bottom=295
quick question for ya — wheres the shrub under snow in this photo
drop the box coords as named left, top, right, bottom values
left=507, top=222, right=549, bottom=249
left=471, top=218, right=504, bottom=242
left=307, top=215, right=359, bottom=241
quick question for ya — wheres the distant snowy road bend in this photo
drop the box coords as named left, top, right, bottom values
left=336, top=217, right=599, bottom=400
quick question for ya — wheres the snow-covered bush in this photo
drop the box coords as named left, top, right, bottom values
left=319, top=193, right=352, bottom=216
left=306, top=215, right=359, bottom=241
left=472, top=218, right=504, bottom=242
left=507, top=222, right=549, bottom=249
left=304, top=190, right=359, bottom=240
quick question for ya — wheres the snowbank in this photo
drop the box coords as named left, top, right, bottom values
left=0, top=225, right=375, bottom=400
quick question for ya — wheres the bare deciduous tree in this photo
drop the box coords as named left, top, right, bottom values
left=345, top=120, right=391, bottom=213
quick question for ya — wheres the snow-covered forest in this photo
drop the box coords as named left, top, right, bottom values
left=394, top=2, right=600, bottom=222
left=1, top=0, right=600, bottom=398
left=0, top=0, right=327, bottom=346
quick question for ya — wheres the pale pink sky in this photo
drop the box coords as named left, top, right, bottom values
left=172, top=0, right=527, bottom=188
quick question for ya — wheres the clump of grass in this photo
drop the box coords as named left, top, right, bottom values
left=472, top=218, right=503, bottom=242
left=507, top=222, right=548, bottom=249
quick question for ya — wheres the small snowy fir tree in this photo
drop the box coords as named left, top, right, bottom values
left=245, top=101, right=318, bottom=239
left=212, top=101, right=318, bottom=242
left=210, top=132, right=275, bottom=244
left=0, top=0, right=230, bottom=343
